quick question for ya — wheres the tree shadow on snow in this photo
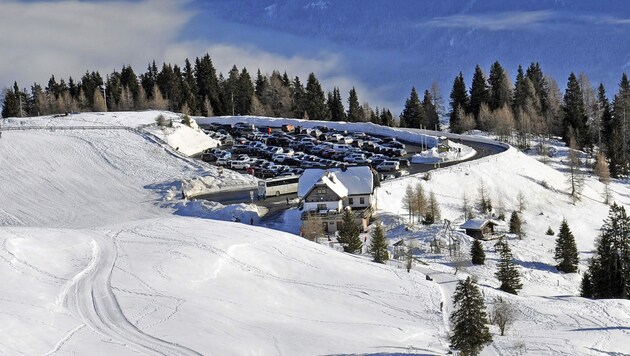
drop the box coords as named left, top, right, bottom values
left=513, top=259, right=558, bottom=273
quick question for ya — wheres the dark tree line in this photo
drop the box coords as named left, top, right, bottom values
left=1, top=54, right=393, bottom=127
left=447, top=62, right=630, bottom=178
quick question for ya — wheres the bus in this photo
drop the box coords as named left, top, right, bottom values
left=258, top=175, right=300, bottom=198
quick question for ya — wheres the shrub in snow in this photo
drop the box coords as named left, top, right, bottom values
left=546, top=226, right=555, bottom=236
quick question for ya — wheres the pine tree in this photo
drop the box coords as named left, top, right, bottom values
left=328, top=87, right=346, bottom=122
left=194, top=54, right=221, bottom=116
left=494, top=238, right=523, bottom=294
left=379, top=108, right=394, bottom=127
left=449, top=72, right=469, bottom=134
left=347, top=87, right=363, bottom=122
left=563, top=72, right=590, bottom=148
left=400, top=87, right=423, bottom=128
left=554, top=219, right=579, bottom=273
left=612, top=73, right=630, bottom=176
left=471, top=239, right=486, bottom=265
left=488, top=61, right=512, bottom=111
left=469, top=64, right=489, bottom=126
left=291, top=76, right=306, bottom=119
left=449, top=277, right=493, bottom=356
left=580, top=269, right=594, bottom=298
left=370, top=222, right=389, bottom=263
left=304, top=73, right=329, bottom=120
left=587, top=203, right=630, bottom=299
left=509, top=212, right=522, bottom=235
left=422, top=90, right=440, bottom=131
left=337, top=209, right=362, bottom=254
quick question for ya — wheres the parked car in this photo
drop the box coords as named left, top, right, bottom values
left=376, top=160, right=400, bottom=172
left=216, top=157, right=230, bottom=166
left=230, top=160, right=251, bottom=170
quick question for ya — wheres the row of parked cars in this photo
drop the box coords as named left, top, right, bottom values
left=200, top=123, right=411, bottom=179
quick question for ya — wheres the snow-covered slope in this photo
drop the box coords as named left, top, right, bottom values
left=2, top=113, right=629, bottom=355
left=0, top=217, right=445, bottom=355
left=377, top=137, right=630, bottom=355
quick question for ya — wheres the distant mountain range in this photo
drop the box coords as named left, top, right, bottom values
left=200, top=0, right=630, bottom=111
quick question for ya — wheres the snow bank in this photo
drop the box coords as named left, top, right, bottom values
left=145, top=121, right=219, bottom=156
left=411, top=141, right=476, bottom=164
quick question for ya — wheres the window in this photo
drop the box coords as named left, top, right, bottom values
left=317, top=188, right=327, bottom=195
left=360, top=197, right=365, bottom=204
left=317, top=204, right=327, bottom=211
left=349, top=198, right=354, bottom=205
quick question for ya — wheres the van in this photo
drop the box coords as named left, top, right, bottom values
left=376, top=160, right=400, bottom=172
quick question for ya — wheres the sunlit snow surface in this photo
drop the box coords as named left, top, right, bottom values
left=0, top=112, right=628, bottom=355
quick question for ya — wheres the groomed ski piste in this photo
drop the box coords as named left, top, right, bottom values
left=0, top=111, right=628, bottom=355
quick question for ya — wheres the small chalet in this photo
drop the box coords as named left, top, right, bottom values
left=298, top=166, right=378, bottom=233
left=460, top=219, right=499, bottom=240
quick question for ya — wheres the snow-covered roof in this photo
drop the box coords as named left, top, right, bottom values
left=318, top=173, right=348, bottom=199
left=298, top=166, right=374, bottom=198
left=460, top=219, right=498, bottom=230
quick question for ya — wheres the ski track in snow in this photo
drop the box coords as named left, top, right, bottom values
left=62, top=230, right=201, bottom=356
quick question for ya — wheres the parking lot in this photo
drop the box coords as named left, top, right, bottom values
left=198, top=122, right=424, bottom=180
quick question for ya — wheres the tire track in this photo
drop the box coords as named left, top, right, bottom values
left=62, top=231, right=201, bottom=356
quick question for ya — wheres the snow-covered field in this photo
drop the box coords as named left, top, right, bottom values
left=1, top=112, right=629, bottom=355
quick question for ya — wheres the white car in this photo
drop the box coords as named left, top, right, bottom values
left=376, top=160, right=400, bottom=172
left=344, top=154, right=371, bottom=164
left=230, top=160, right=251, bottom=170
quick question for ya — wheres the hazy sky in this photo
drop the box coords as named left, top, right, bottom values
left=0, top=0, right=391, bottom=108
left=2, top=0, right=630, bottom=113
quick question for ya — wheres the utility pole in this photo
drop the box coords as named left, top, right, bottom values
left=231, top=91, right=235, bottom=116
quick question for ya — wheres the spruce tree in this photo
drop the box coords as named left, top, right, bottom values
left=469, top=64, right=489, bottom=126
left=587, top=203, right=630, bottom=299
left=554, top=219, right=579, bottom=273
left=291, top=76, right=306, bottom=119
left=512, top=65, right=527, bottom=114
left=471, top=239, right=486, bottom=265
left=400, top=87, right=423, bottom=128
left=370, top=222, right=389, bottom=263
left=600, top=84, right=623, bottom=178
left=347, top=87, right=363, bottom=122
left=449, top=277, right=493, bottom=356
left=379, top=108, right=394, bottom=127
left=337, top=209, right=362, bottom=254
left=449, top=72, right=469, bottom=134
left=422, top=90, right=440, bottom=131
left=328, top=87, right=346, bottom=122
left=304, top=72, right=329, bottom=120
left=488, top=61, right=512, bottom=111
left=612, top=73, right=630, bottom=176
left=509, top=212, right=522, bottom=236
left=563, top=72, right=590, bottom=148
left=581, top=269, right=594, bottom=298
left=494, top=238, right=523, bottom=294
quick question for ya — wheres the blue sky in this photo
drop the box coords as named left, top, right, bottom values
left=2, top=0, right=630, bottom=113
left=0, top=0, right=394, bottom=109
